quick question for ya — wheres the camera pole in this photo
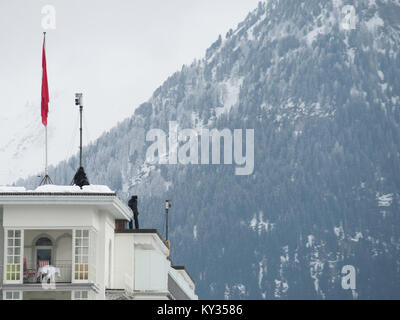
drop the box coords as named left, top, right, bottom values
left=165, top=200, right=172, bottom=247
left=71, top=93, right=90, bottom=188
left=74, top=93, right=83, bottom=168
left=79, top=104, right=83, bottom=168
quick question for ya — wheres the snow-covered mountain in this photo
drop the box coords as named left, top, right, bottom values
left=0, top=101, right=42, bottom=182
left=19, top=0, right=400, bottom=299
left=0, top=90, right=87, bottom=185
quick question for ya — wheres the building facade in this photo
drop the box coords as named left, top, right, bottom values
left=0, top=185, right=197, bottom=300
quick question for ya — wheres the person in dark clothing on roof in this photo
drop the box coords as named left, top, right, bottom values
left=128, top=195, right=139, bottom=229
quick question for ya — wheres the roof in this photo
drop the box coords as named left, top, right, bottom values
left=172, top=266, right=195, bottom=284
left=116, top=229, right=168, bottom=248
left=0, top=185, right=114, bottom=194
left=0, top=185, right=132, bottom=221
left=0, top=192, right=115, bottom=196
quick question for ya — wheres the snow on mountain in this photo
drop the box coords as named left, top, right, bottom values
left=0, top=91, right=95, bottom=185
left=0, top=101, right=43, bottom=183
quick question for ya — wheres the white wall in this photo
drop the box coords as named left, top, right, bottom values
left=104, top=216, right=114, bottom=289
left=113, top=234, right=134, bottom=291
left=113, top=233, right=171, bottom=294
left=3, top=205, right=99, bottom=229
left=0, top=207, right=3, bottom=286
left=56, top=235, right=72, bottom=263
left=93, top=211, right=115, bottom=300
left=135, top=249, right=168, bottom=292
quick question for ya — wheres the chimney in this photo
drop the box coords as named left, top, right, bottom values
left=114, top=219, right=127, bottom=232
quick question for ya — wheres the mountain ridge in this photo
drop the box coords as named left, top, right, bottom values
left=18, top=0, right=400, bottom=299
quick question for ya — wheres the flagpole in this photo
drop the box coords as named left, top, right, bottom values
left=39, top=31, right=53, bottom=186
left=44, top=32, right=48, bottom=185
left=45, top=124, right=48, bottom=184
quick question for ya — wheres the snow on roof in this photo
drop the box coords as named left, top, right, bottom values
left=0, top=185, right=115, bottom=194
left=0, top=187, right=26, bottom=192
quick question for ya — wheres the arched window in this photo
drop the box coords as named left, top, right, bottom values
left=36, top=237, right=52, bottom=246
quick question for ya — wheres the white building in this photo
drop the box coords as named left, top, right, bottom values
left=0, top=185, right=197, bottom=300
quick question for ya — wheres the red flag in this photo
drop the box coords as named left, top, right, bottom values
left=41, top=34, right=49, bottom=126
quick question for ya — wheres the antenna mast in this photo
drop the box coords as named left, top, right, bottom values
left=72, top=93, right=90, bottom=188
left=76, top=93, right=83, bottom=167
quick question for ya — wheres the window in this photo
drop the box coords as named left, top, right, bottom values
left=73, top=290, right=88, bottom=300
left=4, top=291, right=22, bottom=300
left=6, top=230, right=22, bottom=282
left=74, top=230, right=89, bottom=281
left=36, top=237, right=52, bottom=246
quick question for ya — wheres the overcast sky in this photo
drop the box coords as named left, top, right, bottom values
left=0, top=0, right=260, bottom=184
left=0, top=0, right=260, bottom=133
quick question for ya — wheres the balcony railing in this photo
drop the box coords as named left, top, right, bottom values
left=23, top=261, right=72, bottom=284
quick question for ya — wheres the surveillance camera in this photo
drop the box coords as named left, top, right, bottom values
left=75, top=93, right=83, bottom=106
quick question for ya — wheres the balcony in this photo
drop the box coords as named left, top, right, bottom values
left=3, top=228, right=96, bottom=287
left=22, top=229, right=73, bottom=284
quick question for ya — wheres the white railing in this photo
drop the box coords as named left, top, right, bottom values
left=24, top=260, right=72, bottom=283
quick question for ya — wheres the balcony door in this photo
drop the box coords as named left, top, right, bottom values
left=36, top=248, right=52, bottom=265
left=35, top=237, right=53, bottom=267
